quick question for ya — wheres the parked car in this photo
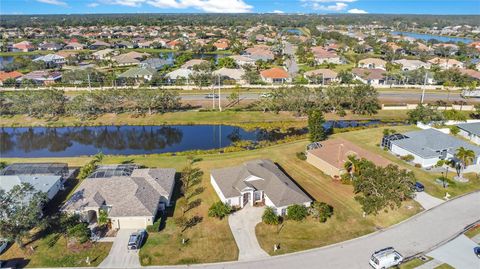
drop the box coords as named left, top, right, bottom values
left=474, top=246, right=480, bottom=258
left=369, top=247, right=404, bottom=269
left=414, top=182, right=425, bottom=192
left=0, top=240, right=8, bottom=254
left=205, top=93, right=219, bottom=99
left=127, top=230, right=146, bottom=250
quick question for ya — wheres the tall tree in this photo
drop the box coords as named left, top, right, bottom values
left=308, top=109, right=327, bottom=142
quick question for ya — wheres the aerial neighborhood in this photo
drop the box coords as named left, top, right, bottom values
left=0, top=10, right=480, bottom=269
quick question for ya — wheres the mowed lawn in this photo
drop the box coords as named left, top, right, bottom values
left=334, top=126, right=480, bottom=198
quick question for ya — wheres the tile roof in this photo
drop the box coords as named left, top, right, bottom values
left=211, top=159, right=311, bottom=207
left=260, top=67, right=289, bottom=79
left=352, top=68, right=386, bottom=80
left=304, top=69, right=338, bottom=79
left=0, top=71, right=23, bottom=82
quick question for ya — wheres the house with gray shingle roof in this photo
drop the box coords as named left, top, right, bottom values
left=382, top=129, right=480, bottom=169
left=456, top=122, right=480, bottom=145
left=210, top=159, right=311, bottom=216
left=62, top=165, right=175, bottom=229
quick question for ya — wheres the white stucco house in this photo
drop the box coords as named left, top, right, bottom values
left=382, top=129, right=480, bottom=169
left=456, top=122, right=480, bottom=145
left=62, top=165, right=176, bottom=229
left=210, top=159, right=312, bottom=216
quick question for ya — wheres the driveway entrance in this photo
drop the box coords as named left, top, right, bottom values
left=98, top=229, right=141, bottom=268
left=228, top=205, right=269, bottom=261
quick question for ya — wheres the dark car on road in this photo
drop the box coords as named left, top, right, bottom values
left=414, top=182, right=425, bottom=192
left=127, top=230, right=146, bottom=250
left=474, top=246, right=480, bottom=258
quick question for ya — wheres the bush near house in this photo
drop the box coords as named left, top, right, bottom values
left=401, top=155, right=415, bottom=162
left=262, top=207, right=280, bottom=225
left=296, top=151, right=307, bottom=160
left=309, top=202, right=334, bottom=223
left=208, top=202, right=232, bottom=219
left=286, top=204, right=308, bottom=221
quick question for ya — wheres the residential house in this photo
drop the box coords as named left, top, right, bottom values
left=306, top=138, right=391, bottom=178
left=181, top=59, right=208, bottom=69
left=393, top=59, right=431, bottom=71
left=311, top=47, right=342, bottom=65
left=213, top=39, right=230, bottom=50
left=0, top=71, right=23, bottom=86
left=19, top=70, right=62, bottom=85
left=358, top=58, right=387, bottom=70
left=62, top=165, right=176, bottom=229
left=115, top=41, right=135, bottom=49
left=351, top=68, right=386, bottom=85
left=260, top=67, right=291, bottom=84
left=229, top=55, right=256, bottom=67
left=458, top=69, right=480, bottom=81
left=244, top=46, right=275, bottom=61
left=304, top=69, right=338, bottom=84
left=89, top=40, right=112, bottom=50
left=64, top=42, right=85, bottom=50
left=118, top=67, right=156, bottom=83
left=382, top=129, right=480, bottom=169
left=213, top=68, right=246, bottom=84
left=92, top=48, right=115, bottom=60
left=428, top=57, right=464, bottom=70
left=210, top=159, right=312, bottom=216
left=33, top=54, right=66, bottom=68
left=456, top=122, right=480, bottom=145
left=112, top=51, right=150, bottom=66
left=166, top=40, right=182, bottom=50
left=0, top=163, right=69, bottom=201
left=165, top=68, right=193, bottom=84
left=38, top=42, right=64, bottom=51
left=12, top=41, right=35, bottom=52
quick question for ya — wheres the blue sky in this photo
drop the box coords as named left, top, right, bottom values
left=1, top=0, right=479, bottom=15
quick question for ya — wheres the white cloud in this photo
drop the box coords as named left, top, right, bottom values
left=103, top=0, right=145, bottom=7
left=305, top=0, right=355, bottom=2
left=145, top=0, right=253, bottom=13
left=271, top=10, right=284, bottom=14
left=87, top=2, right=100, bottom=7
left=36, top=0, right=68, bottom=6
left=312, top=2, right=347, bottom=11
left=348, top=8, right=367, bottom=13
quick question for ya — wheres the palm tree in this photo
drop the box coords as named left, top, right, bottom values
left=344, top=155, right=360, bottom=179
left=454, top=147, right=475, bottom=178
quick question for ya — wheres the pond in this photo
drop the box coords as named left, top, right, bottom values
left=391, top=31, right=473, bottom=44
left=0, top=121, right=401, bottom=157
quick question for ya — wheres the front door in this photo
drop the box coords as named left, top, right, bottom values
left=243, top=192, right=250, bottom=206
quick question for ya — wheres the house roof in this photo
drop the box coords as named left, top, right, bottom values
left=260, top=67, right=289, bottom=79
left=308, top=138, right=391, bottom=170
left=211, top=159, right=311, bottom=207
left=391, top=129, right=480, bottom=159
left=456, top=122, right=480, bottom=136
left=166, top=68, right=192, bottom=79
left=213, top=68, right=245, bottom=80
left=394, top=59, right=429, bottom=68
left=352, top=68, right=386, bottom=80
left=119, top=67, right=156, bottom=78
left=62, top=167, right=176, bottom=218
left=22, top=70, right=62, bottom=81
left=359, top=58, right=387, bottom=66
left=33, top=54, right=65, bottom=62
left=181, top=59, right=208, bottom=69
left=304, top=69, right=338, bottom=79
left=458, top=69, right=480, bottom=80
left=0, top=174, right=62, bottom=195
left=0, top=71, right=23, bottom=82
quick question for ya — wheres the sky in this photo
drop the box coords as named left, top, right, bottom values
left=0, top=0, right=479, bottom=15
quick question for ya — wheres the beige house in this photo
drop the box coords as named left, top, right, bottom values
left=304, top=69, right=338, bottom=84
left=62, top=165, right=175, bottom=229
left=306, top=138, right=391, bottom=178
left=358, top=58, right=387, bottom=70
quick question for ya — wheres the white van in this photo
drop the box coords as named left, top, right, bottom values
left=369, top=247, right=404, bottom=269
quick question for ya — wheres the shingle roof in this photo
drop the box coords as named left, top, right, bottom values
left=62, top=168, right=175, bottom=217
left=119, top=67, right=156, bottom=78
left=391, top=129, right=480, bottom=159
left=352, top=68, right=386, bottom=80
left=456, top=122, right=480, bottom=136
left=211, top=159, right=311, bottom=207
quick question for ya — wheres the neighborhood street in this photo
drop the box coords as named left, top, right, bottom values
left=139, top=191, right=479, bottom=269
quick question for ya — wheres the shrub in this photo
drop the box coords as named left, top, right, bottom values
left=401, top=155, right=415, bottom=162
left=296, top=152, right=307, bottom=160
left=436, top=160, right=445, bottom=167
left=208, top=202, right=232, bottom=219
left=286, top=204, right=308, bottom=221
left=146, top=219, right=161, bottom=233
left=262, top=207, right=279, bottom=225
left=449, top=126, right=460, bottom=135
left=415, top=163, right=422, bottom=168
left=309, top=202, right=334, bottom=222
left=66, top=222, right=90, bottom=243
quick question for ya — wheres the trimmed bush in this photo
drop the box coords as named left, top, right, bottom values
left=401, top=154, right=415, bottom=162
left=309, top=202, right=334, bottom=222
left=208, top=202, right=232, bottom=219
left=296, top=152, right=307, bottom=160
left=262, top=207, right=279, bottom=225
left=286, top=204, right=308, bottom=221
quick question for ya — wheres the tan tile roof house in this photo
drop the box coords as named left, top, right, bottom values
left=358, top=58, right=387, bottom=70
left=210, top=159, right=312, bottom=215
left=260, top=67, right=291, bottom=84
left=62, top=165, right=175, bottom=229
left=306, top=138, right=391, bottom=178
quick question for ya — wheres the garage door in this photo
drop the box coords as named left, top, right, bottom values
left=117, top=217, right=147, bottom=229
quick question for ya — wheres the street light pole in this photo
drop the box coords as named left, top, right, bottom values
left=421, top=71, right=428, bottom=104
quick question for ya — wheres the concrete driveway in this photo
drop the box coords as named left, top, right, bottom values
left=427, top=234, right=480, bottom=269
left=228, top=206, right=269, bottom=261
left=99, top=229, right=141, bottom=268
left=414, top=191, right=444, bottom=210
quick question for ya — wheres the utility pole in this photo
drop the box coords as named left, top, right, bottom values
left=421, top=71, right=427, bottom=104
left=218, top=75, right=222, bottom=111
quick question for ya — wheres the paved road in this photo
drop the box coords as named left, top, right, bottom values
left=428, top=234, right=480, bottom=269
left=142, top=191, right=480, bottom=269
left=228, top=205, right=269, bottom=261
left=99, top=229, right=141, bottom=268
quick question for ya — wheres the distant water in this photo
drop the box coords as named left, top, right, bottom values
left=392, top=31, right=473, bottom=44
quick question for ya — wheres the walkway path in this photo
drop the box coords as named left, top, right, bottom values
left=228, top=205, right=269, bottom=261
left=414, top=191, right=444, bottom=210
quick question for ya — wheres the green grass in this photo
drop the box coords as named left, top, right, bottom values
left=333, top=126, right=480, bottom=199
left=434, top=264, right=455, bottom=269
left=465, top=224, right=480, bottom=238
left=400, top=257, right=432, bottom=269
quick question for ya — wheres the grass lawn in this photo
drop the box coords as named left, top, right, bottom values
left=400, top=257, right=432, bottom=269
left=465, top=224, right=480, bottom=239
left=434, top=264, right=455, bottom=269
left=333, top=126, right=480, bottom=199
